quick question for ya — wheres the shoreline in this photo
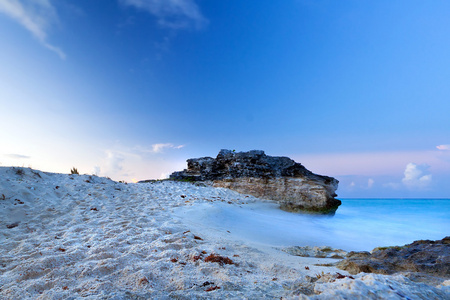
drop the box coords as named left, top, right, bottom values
left=1, top=167, right=449, bottom=299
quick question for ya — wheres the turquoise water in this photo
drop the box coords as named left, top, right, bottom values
left=175, top=198, right=450, bottom=251
left=329, top=198, right=450, bottom=250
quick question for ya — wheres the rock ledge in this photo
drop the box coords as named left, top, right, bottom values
left=337, top=237, right=450, bottom=283
left=170, top=149, right=340, bottom=213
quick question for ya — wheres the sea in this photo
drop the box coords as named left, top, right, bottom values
left=175, top=198, right=450, bottom=251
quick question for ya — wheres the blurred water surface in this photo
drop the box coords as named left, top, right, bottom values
left=175, top=199, right=450, bottom=251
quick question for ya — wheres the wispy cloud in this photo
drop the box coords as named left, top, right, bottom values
left=0, top=0, right=65, bottom=59
left=120, top=0, right=208, bottom=30
left=383, top=182, right=400, bottom=189
left=437, top=144, right=450, bottom=151
left=151, top=143, right=184, bottom=153
left=401, top=163, right=432, bottom=190
left=5, top=153, right=31, bottom=159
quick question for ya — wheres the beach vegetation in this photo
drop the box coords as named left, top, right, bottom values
left=205, top=286, right=221, bottom=292
left=138, top=178, right=171, bottom=184
left=192, top=255, right=202, bottom=262
left=70, top=167, right=79, bottom=175
left=204, top=253, right=234, bottom=266
left=172, top=177, right=196, bottom=183
left=14, top=168, right=25, bottom=176
left=31, top=169, right=42, bottom=178
left=315, top=271, right=325, bottom=279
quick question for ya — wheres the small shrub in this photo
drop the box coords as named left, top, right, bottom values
left=14, top=168, right=25, bottom=176
left=70, top=167, right=79, bottom=175
left=316, top=271, right=325, bottom=279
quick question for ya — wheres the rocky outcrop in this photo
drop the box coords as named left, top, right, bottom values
left=170, top=149, right=340, bottom=213
left=281, top=246, right=348, bottom=259
left=337, top=237, right=450, bottom=279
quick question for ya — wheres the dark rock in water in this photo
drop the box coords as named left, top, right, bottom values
left=170, top=149, right=340, bottom=213
left=337, top=237, right=450, bottom=279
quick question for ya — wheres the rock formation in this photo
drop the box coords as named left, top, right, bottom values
left=170, top=149, right=340, bottom=213
left=281, top=246, right=348, bottom=259
left=337, top=237, right=450, bottom=279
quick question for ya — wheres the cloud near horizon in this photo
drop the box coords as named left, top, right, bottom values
left=106, top=151, right=124, bottom=172
left=92, top=144, right=186, bottom=181
left=120, top=0, right=208, bottom=30
left=5, top=153, right=31, bottom=159
left=437, top=144, right=450, bottom=150
left=0, top=0, right=65, bottom=59
left=401, top=163, right=432, bottom=190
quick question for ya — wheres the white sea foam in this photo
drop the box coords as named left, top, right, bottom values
left=0, top=167, right=448, bottom=299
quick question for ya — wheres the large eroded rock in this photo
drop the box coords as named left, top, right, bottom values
left=170, top=149, right=340, bottom=213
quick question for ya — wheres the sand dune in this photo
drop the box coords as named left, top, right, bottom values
left=1, top=167, right=448, bottom=299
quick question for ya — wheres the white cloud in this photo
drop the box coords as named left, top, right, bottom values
left=159, top=172, right=171, bottom=180
left=105, top=150, right=125, bottom=174
left=92, top=166, right=101, bottom=176
left=367, top=178, right=374, bottom=188
left=437, top=145, right=450, bottom=151
left=0, top=0, right=65, bottom=58
left=151, top=143, right=184, bottom=153
left=94, top=143, right=186, bottom=181
left=401, top=163, right=432, bottom=190
left=120, top=0, right=207, bottom=30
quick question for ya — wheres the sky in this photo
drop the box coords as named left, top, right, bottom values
left=1, top=0, right=450, bottom=198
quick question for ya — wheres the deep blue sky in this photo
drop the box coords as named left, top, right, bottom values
left=1, top=0, right=450, bottom=197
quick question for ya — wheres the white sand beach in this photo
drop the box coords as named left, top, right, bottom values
left=1, top=167, right=449, bottom=299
